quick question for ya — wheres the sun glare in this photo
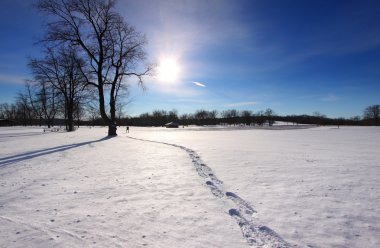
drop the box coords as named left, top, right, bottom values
left=157, top=58, right=180, bottom=83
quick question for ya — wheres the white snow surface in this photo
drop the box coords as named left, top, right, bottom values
left=1, top=125, right=379, bottom=248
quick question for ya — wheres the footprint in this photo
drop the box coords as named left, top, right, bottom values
left=126, top=136, right=289, bottom=247
left=226, top=192, right=256, bottom=215
left=206, top=181, right=224, bottom=198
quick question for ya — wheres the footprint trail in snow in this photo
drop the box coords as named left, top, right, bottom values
left=127, top=136, right=290, bottom=247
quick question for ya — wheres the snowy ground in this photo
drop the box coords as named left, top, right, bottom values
left=0, top=126, right=379, bottom=247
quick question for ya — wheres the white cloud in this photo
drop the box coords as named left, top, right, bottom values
left=0, top=73, right=26, bottom=85
left=320, top=94, right=338, bottom=102
left=225, top=101, right=259, bottom=107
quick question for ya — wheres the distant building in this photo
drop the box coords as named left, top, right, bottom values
left=165, top=122, right=179, bottom=128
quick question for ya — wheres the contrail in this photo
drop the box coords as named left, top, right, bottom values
left=192, top=81, right=206, bottom=87
left=191, top=80, right=233, bottom=100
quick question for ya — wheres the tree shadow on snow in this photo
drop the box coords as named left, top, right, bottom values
left=0, top=136, right=113, bottom=168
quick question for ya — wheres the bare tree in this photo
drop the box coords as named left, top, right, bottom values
left=37, top=80, right=59, bottom=128
left=241, top=110, right=252, bottom=126
left=25, top=81, right=58, bottom=127
left=363, top=104, right=380, bottom=126
left=29, top=46, right=87, bottom=131
left=73, top=100, right=85, bottom=128
left=179, top=113, right=190, bottom=126
left=0, top=104, right=5, bottom=119
left=86, top=101, right=101, bottom=126
left=116, top=98, right=132, bottom=123
left=36, top=0, right=152, bottom=135
left=16, top=92, right=35, bottom=125
left=221, top=109, right=238, bottom=125
left=312, top=111, right=327, bottom=126
left=0, top=103, right=16, bottom=120
left=254, top=110, right=265, bottom=126
left=25, top=82, right=44, bottom=126
left=208, top=110, right=218, bottom=125
left=168, top=109, right=178, bottom=122
left=264, top=108, right=275, bottom=126
left=115, top=101, right=125, bottom=123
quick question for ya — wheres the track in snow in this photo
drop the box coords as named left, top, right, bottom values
left=127, top=136, right=290, bottom=247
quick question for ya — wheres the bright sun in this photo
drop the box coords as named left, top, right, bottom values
left=157, top=58, right=180, bottom=82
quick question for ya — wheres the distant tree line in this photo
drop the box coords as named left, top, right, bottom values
left=116, top=108, right=274, bottom=127
left=363, top=104, right=380, bottom=126
left=0, top=82, right=88, bottom=129
left=1, top=103, right=379, bottom=127
left=118, top=106, right=379, bottom=127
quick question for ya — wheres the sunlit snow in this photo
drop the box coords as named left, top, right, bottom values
left=1, top=126, right=379, bottom=247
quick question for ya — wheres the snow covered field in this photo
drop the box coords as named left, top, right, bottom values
left=1, top=126, right=379, bottom=247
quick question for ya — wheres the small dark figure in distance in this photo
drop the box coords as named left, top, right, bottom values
left=126, top=126, right=129, bottom=133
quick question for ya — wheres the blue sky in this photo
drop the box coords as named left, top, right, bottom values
left=1, top=0, right=379, bottom=118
